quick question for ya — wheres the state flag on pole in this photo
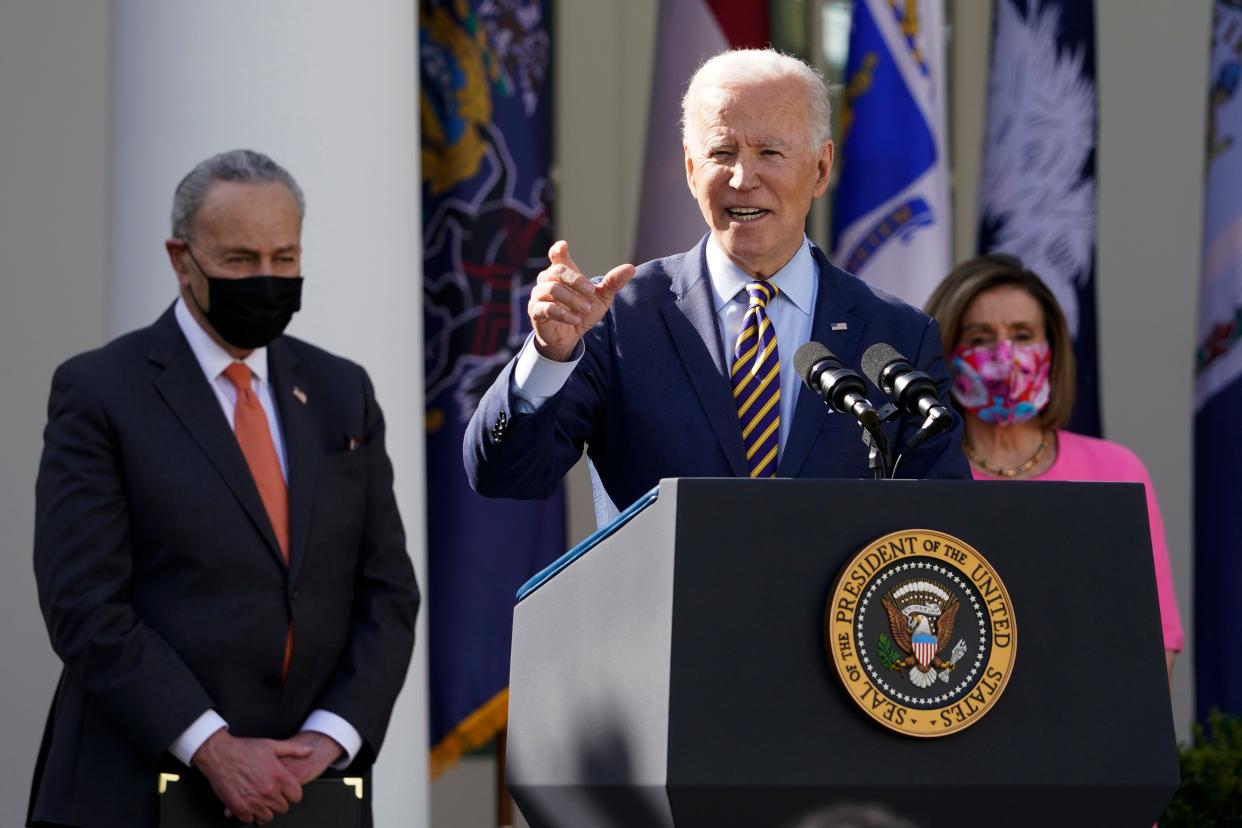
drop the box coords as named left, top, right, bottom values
left=977, top=0, right=1101, bottom=437
left=633, top=0, right=770, bottom=264
left=419, top=0, right=565, bottom=775
left=831, top=0, right=951, bottom=310
left=1194, top=0, right=1242, bottom=719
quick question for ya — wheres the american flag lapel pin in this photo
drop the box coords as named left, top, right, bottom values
left=292, top=386, right=308, bottom=405
left=831, top=322, right=848, bottom=331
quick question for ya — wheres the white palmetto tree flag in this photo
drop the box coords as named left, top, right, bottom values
left=978, top=0, right=1100, bottom=436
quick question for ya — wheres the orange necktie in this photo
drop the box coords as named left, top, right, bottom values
left=223, top=363, right=293, bottom=679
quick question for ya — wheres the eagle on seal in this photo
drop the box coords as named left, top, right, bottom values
left=882, top=586, right=961, bottom=689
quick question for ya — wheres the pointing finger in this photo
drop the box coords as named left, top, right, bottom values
left=548, top=240, right=583, bottom=277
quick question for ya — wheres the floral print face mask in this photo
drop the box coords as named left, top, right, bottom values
left=949, top=340, right=1052, bottom=426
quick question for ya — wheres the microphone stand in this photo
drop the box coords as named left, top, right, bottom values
left=867, top=402, right=955, bottom=479
left=860, top=406, right=895, bottom=479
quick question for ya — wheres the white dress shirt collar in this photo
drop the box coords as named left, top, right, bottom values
left=706, top=235, right=815, bottom=315
left=174, top=296, right=270, bottom=384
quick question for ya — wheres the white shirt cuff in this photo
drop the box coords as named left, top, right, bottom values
left=302, top=709, right=363, bottom=769
left=511, top=333, right=584, bottom=413
left=170, top=710, right=228, bottom=766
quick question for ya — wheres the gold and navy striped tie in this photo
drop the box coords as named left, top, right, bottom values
left=731, top=280, right=781, bottom=478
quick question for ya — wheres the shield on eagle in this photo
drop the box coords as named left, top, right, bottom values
left=913, top=630, right=938, bottom=669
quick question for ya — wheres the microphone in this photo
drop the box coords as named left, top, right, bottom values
left=860, top=342, right=954, bottom=448
left=793, top=342, right=880, bottom=432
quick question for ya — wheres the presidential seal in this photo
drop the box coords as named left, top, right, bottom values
left=825, top=529, right=1016, bottom=737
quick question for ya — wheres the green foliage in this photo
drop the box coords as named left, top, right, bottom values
left=876, top=633, right=903, bottom=670
left=1160, top=710, right=1242, bottom=828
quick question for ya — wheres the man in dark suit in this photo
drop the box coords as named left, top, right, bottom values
left=29, top=149, right=419, bottom=827
left=464, top=50, right=968, bottom=519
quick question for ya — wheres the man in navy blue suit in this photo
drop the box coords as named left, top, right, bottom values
left=465, top=50, right=968, bottom=521
left=30, top=150, right=419, bottom=827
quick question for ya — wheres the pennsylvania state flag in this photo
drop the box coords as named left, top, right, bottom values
left=832, top=0, right=951, bottom=309
left=420, top=0, right=565, bottom=775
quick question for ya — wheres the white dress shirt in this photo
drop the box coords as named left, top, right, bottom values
left=512, top=236, right=819, bottom=457
left=168, top=298, right=361, bottom=768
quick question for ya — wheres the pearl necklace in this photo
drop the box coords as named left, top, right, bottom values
left=964, top=431, right=1050, bottom=478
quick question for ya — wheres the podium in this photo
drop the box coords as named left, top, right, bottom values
left=507, top=478, right=1178, bottom=828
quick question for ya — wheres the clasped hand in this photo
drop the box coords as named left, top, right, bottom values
left=528, top=240, right=636, bottom=362
left=193, top=729, right=343, bottom=825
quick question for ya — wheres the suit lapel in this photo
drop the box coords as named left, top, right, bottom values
left=778, top=246, right=869, bottom=478
left=148, top=309, right=285, bottom=566
left=660, top=239, right=749, bottom=477
left=267, top=339, right=316, bottom=581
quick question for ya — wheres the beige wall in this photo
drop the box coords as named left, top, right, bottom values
left=0, top=3, right=110, bottom=824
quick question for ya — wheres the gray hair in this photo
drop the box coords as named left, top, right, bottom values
left=171, top=149, right=305, bottom=241
left=681, top=49, right=832, bottom=152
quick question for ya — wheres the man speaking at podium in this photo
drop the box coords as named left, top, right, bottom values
left=29, top=150, right=419, bottom=827
left=465, top=49, right=968, bottom=521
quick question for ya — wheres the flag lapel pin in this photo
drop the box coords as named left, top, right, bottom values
left=831, top=322, right=848, bottom=331
left=292, top=386, right=308, bottom=405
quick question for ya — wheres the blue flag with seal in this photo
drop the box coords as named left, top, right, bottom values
left=420, top=0, right=565, bottom=775
left=978, top=0, right=1100, bottom=437
left=1195, top=0, right=1242, bottom=719
left=832, top=0, right=951, bottom=310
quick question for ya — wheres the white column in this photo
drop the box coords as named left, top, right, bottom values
left=109, top=3, right=428, bottom=825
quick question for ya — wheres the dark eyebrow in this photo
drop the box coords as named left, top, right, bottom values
left=215, top=245, right=299, bottom=256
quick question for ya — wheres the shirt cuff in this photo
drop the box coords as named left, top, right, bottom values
left=511, top=333, right=584, bottom=413
left=302, top=709, right=363, bottom=769
left=170, top=710, right=228, bottom=767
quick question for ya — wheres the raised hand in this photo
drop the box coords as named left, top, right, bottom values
left=528, top=240, right=636, bottom=362
left=192, top=729, right=309, bottom=825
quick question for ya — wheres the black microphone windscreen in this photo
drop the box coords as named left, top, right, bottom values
left=860, top=342, right=904, bottom=388
left=793, top=341, right=834, bottom=384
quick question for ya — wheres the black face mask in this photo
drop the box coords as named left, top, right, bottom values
left=185, top=247, right=303, bottom=349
